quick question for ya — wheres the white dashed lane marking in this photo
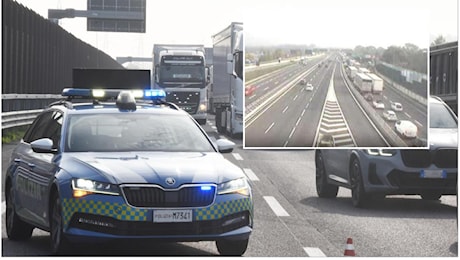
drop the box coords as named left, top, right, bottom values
left=243, top=168, right=260, bottom=181
left=304, top=247, right=327, bottom=257
left=263, top=196, right=290, bottom=217
left=232, top=153, right=243, bottom=161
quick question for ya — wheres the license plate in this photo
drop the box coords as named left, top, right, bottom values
left=153, top=209, right=193, bottom=223
left=420, top=169, right=446, bottom=179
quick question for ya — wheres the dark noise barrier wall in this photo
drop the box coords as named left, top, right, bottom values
left=2, top=0, right=124, bottom=97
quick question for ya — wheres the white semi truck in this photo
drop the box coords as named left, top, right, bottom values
left=152, top=44, right=208, bottom=125
left=354, top=72, right=373, bottom=93
left=211, top=22, right=243, bottom=136
left=366, top=72, right=383, bottom=94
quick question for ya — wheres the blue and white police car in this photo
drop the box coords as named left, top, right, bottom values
left=5, top=88, right=253, bottom=255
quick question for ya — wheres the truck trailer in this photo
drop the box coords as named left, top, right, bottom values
left=152, top=44, right=208, bottom=125
left=354, top=72, right=373, bottom=93
left=366, top=72, right=383, bottom=94
left=211, top=22, right=243, bottom=136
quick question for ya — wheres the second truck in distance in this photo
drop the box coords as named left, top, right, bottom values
left=153, top=44, right=209, bottom=125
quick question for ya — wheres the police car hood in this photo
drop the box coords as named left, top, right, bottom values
left=429, top=128, right=458, bottom=149
left=62, top=152, right=244, bottom=187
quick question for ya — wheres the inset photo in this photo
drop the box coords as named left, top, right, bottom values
left=244, top=0, right=431, bottom=148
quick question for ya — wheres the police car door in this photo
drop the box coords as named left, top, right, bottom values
left=14, top=110, right=62, bottom=226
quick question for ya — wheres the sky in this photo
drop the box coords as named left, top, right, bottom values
left=12, top=0, right=458, bottom=61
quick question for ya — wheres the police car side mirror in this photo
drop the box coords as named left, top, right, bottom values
left=31, top=138, right=57, bottom=153
left=216, top=139, right=234, bottom=153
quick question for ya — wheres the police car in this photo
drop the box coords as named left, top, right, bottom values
left=5, top=88, right=253, bottom=255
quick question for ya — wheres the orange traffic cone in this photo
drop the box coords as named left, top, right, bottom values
left=344, top=237, right=356, bottom=256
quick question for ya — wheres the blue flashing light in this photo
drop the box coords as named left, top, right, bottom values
left=201, top=186, right=212, bottom=191
left=144, top=89, right=166, bottom=100
left=62, top=88, right=92, bottom=97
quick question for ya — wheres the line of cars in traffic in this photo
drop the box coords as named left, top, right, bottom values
left=372, top=98, right=419, bottom=139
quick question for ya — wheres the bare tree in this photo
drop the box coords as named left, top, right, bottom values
left=431, top=35, right=446, bottom=46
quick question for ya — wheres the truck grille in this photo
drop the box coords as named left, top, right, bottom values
left=165, top=91, right=200, bottom=114
left=400, top=149, right=457, bottom=168
left=122, top=185, right=215, bottom=208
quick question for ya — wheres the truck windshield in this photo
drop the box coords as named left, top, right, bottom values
left=158, top=66, right=205, bottom=88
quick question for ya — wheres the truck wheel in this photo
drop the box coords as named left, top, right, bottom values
left=216, top=238, right=248, bottom=256
left=315, top=152, right=338, bottom=198
left=350, top=158, right=370, bottom=208
left=6, top=185, right=34, bottom=240
left=215, top=108, right=224, bottom=133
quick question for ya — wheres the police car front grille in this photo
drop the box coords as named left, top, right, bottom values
left=122, top=186, right=215, bottom=208
left=165, top=91, right=200, bottom=114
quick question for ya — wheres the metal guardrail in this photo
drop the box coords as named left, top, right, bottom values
left=2, top=94, right=63, bottom=130
left=2, top=109, right=43, bottom=129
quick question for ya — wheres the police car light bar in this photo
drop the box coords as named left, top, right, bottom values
left=62, top=88, right=166, bottom=101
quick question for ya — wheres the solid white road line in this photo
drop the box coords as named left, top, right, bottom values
left=2, top=201, right=5, bottom=215
left=232, top=153, right=243, bottom=161
left=263, top=196, right=290, bottom=217
left=304, top=247, right=327, bottom=257
left=243, top=168, right=260, bottom=181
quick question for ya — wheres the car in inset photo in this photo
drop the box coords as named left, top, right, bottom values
left=382, top=110, right=398, bottom=121
left=394, top=120, right=418, bottom=138
left=315, top=96, right=457, bottom=208
left=245, top=85, right=256, bottom=96
left=391, top=101, right=403, bottom=111
left=372, top=100, right=385, bottom=109
left=305, top=83, right=314, bottom=91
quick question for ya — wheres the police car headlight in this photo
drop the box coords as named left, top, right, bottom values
left=217, top=178, right=250, bottom=196
left=365, top=149, right=396, bottom=157
left=72, top=179, right=120, bottom=198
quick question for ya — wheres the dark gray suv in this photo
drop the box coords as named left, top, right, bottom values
left=315, top=96, right=457, bottom=207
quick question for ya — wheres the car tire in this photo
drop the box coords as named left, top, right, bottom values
left=350, top=158, right=370, bottom=208
left=315, top=152, right=338, bottom=198
left=6, top=185, right=34, bottom=240
left=50, top=194, right=70, bottom=255
left=420, top=192, right=442, bottom=200
left=216, top=238, right=249, bottom=256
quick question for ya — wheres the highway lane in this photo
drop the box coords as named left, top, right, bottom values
left=2, top=120, right=457, bottom=257
left=381, top=84, right=428, bottom=140
left=244, top=61, right=332, bottom=147
left=334, top=62, right=388, bottom=147
left=245, top=55, right=326, bottom=113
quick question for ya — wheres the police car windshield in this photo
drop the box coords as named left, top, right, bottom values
left=65, top=113, right=215, bottom=152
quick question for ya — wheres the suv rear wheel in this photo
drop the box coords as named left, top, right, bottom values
left=350, top=158, right=370, bottom=208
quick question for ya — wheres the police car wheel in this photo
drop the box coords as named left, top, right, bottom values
left=6, top=185, right=34, bottom=240
left=216, top=238, right=249, bottom=256
left=50, top=194, right=70, bottom=255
